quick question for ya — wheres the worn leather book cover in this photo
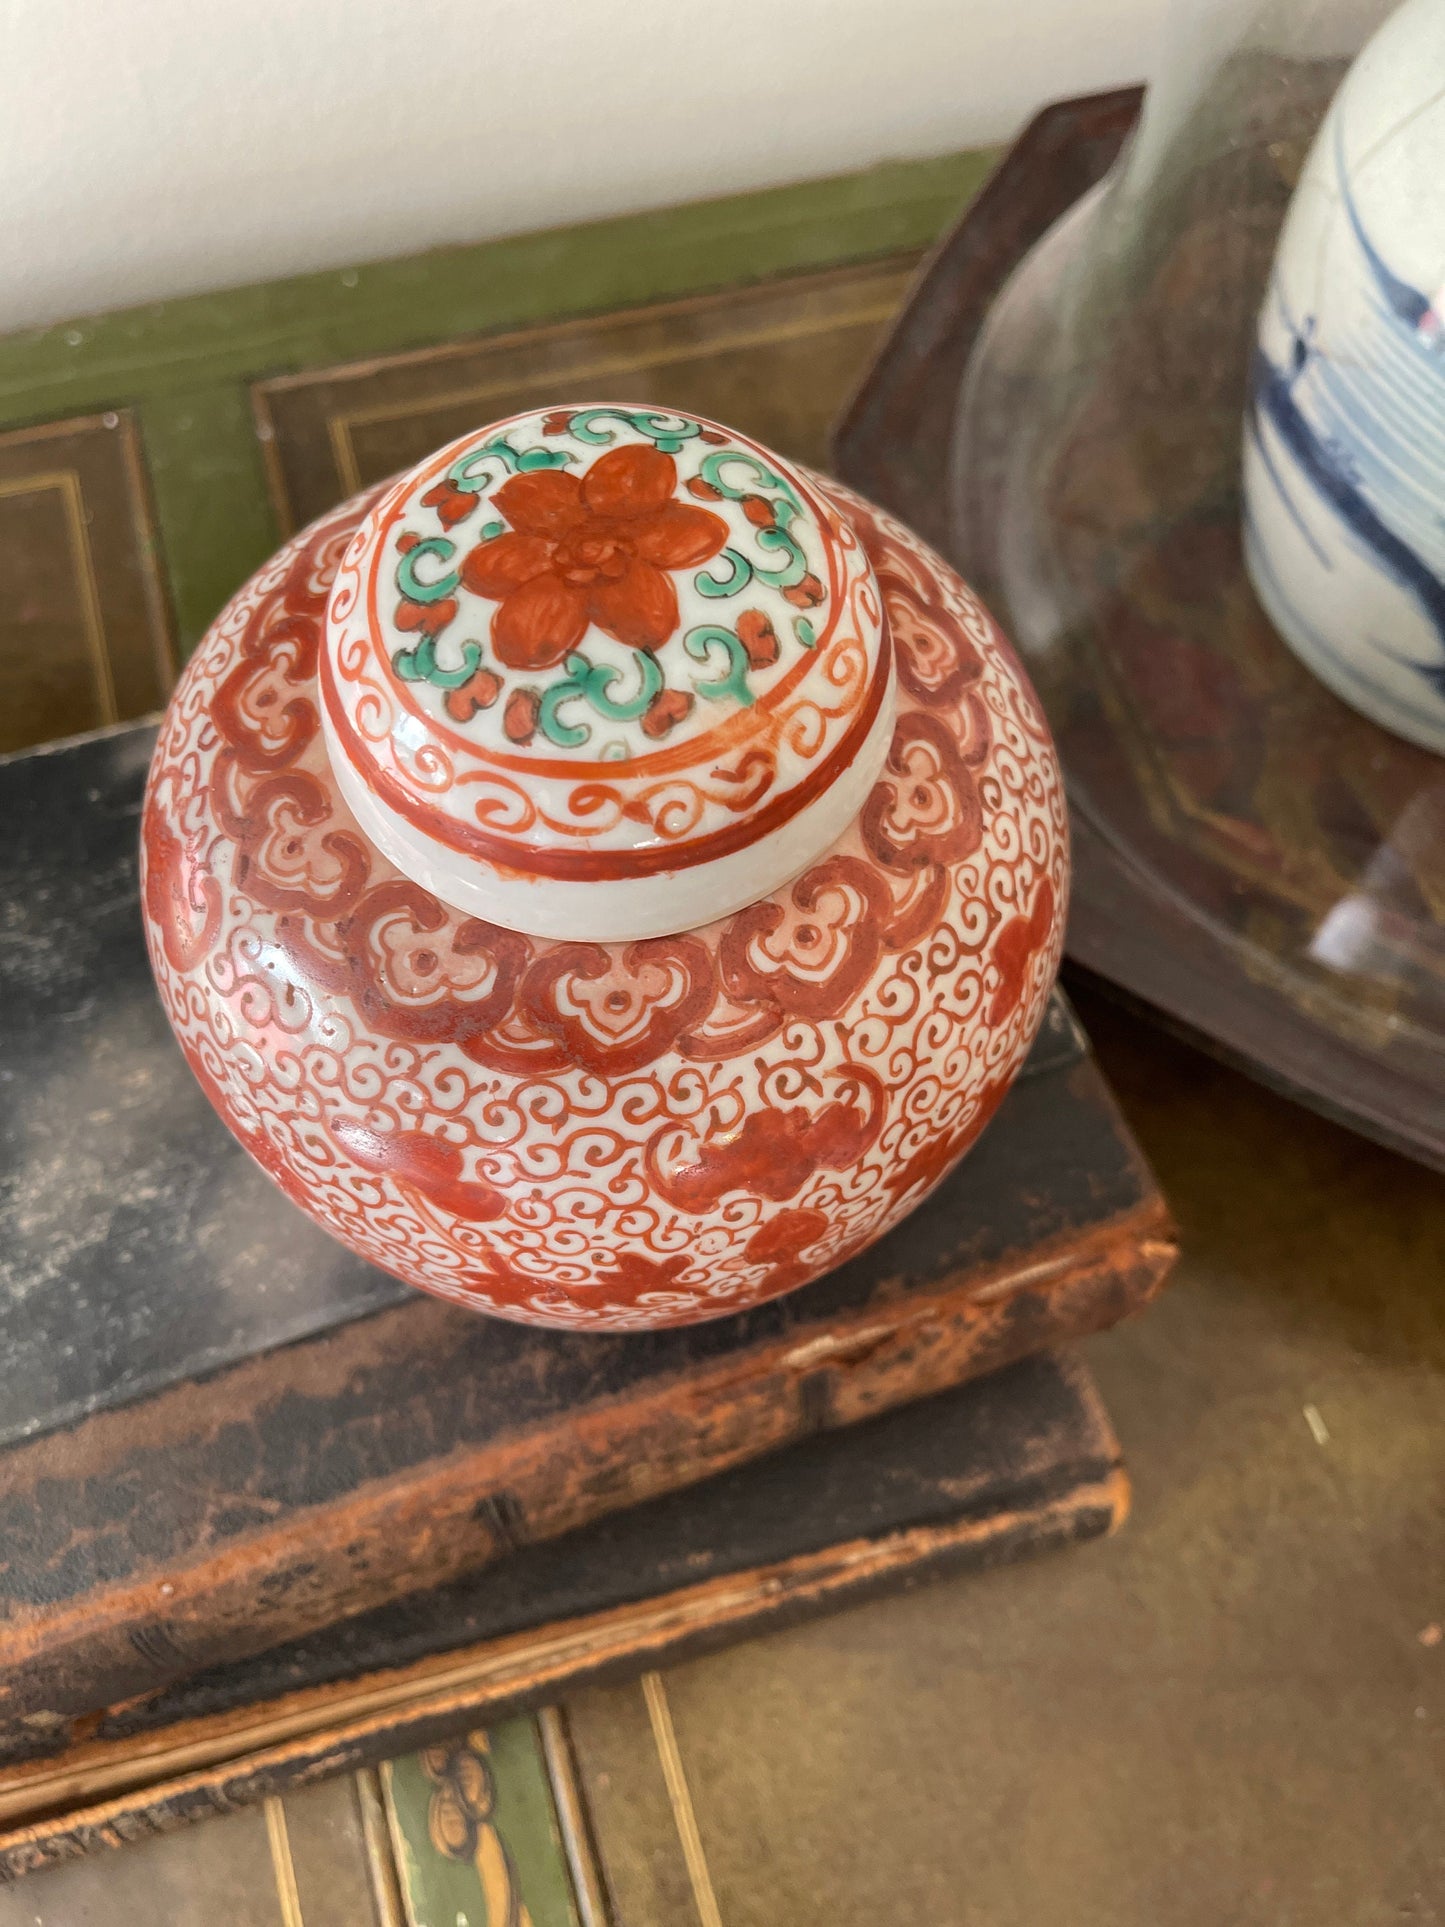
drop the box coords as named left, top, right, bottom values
left=0, top=721, right=1173, bottom=1769
left=0, top=1349, right=1125, bottom=1878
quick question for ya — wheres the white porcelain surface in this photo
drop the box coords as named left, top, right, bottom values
left=1243, top=0, right=1445, bottom=753
left=321, top=405, right=894, bottom=939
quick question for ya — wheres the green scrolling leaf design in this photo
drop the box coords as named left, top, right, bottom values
left=752, top=523, right=808, bottom=589
left=447, top=437, right=572, bottom=492
left=567, top=408, right=704, bottom=454
left=693, top=529, right=807, bottom=597
left=695, top=547, right=754, bottom=599
left=690, top=450, right=812, bottom=599
left=580, top=650, right=664, bottom=720
left=696, top=450, right=805, bottom=518
left=394, top=634, right=484, bottom=687
left=396, top=535, right=459, bottom=603
left=537, top=649, right=665, bottom=747
left=538, top=681, right=590, bottom=748
left=685, top=626, right=754, bottom=707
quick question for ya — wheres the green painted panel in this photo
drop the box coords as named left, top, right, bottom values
left=0, top=150, right=994, bottom=412
left=0, top=147, right=996, bottom=651
left=139, top=383, right=280, bottom=649
left=384, top=1722, right=579, bottom=1927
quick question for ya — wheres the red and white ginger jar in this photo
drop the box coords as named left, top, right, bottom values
left=141, top=406, right=1068, bottom=1330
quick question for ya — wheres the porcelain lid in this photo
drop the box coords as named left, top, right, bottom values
left=320, top=404, right=894, bottom=940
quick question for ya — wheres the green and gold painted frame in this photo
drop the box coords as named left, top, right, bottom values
left=0, top=149, right=993, bottom=752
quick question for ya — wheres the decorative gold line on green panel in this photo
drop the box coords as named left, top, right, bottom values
left=642, top=1673, right=724, bottom=1927
left=0, top=149, right=995, bottom=651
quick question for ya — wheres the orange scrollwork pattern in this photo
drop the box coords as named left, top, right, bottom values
left=142, top=478, right=1067, bottom=1328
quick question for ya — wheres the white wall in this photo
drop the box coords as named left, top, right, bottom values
left=0, top=0, right=1167, bottom=333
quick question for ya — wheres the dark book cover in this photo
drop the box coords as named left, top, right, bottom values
left=0, top=723, right=1172, bottom=1770
left=0, top=1348, right=1125, bottom=1877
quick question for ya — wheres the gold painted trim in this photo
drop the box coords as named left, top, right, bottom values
left=110, top=408, right=179, bottom=693
left=324, top=296, right=906, bottom=504
left=0, top=468, right=115, bottom=723
left=265, top=1794, right=306, bottom=1927
left=355, top=1767, right=407, bottom=1927
left=250, top=386, right=297, bottom=539
left=538, top=1705, right=610, bottom=1927
left=328, top=407, right=364, bottom=503
left=251, top=256, right=917, bottom=530
left=378, top=1760, right=421, bottom=1927
left=335, top=293, right=907, bottom=436
left=641, top=1672, right=723, bottom=1927
left=0, top=1471, right=1131, bottom=1835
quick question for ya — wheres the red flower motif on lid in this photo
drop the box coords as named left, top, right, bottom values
left=458, top=445, right=728, bottom=671
left=420, top=480, right=477, bottom=529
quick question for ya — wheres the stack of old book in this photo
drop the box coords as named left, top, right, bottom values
left=0, top=720, right=1173, bottom=1874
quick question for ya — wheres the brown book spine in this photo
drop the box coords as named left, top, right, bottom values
left=0, top=1205, right=1170, bottom=1745
left=0, top=1351, right=1131, bottom=1879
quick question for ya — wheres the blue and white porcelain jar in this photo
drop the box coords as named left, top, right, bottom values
left=1243, top=0, right=1445, bottom=754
